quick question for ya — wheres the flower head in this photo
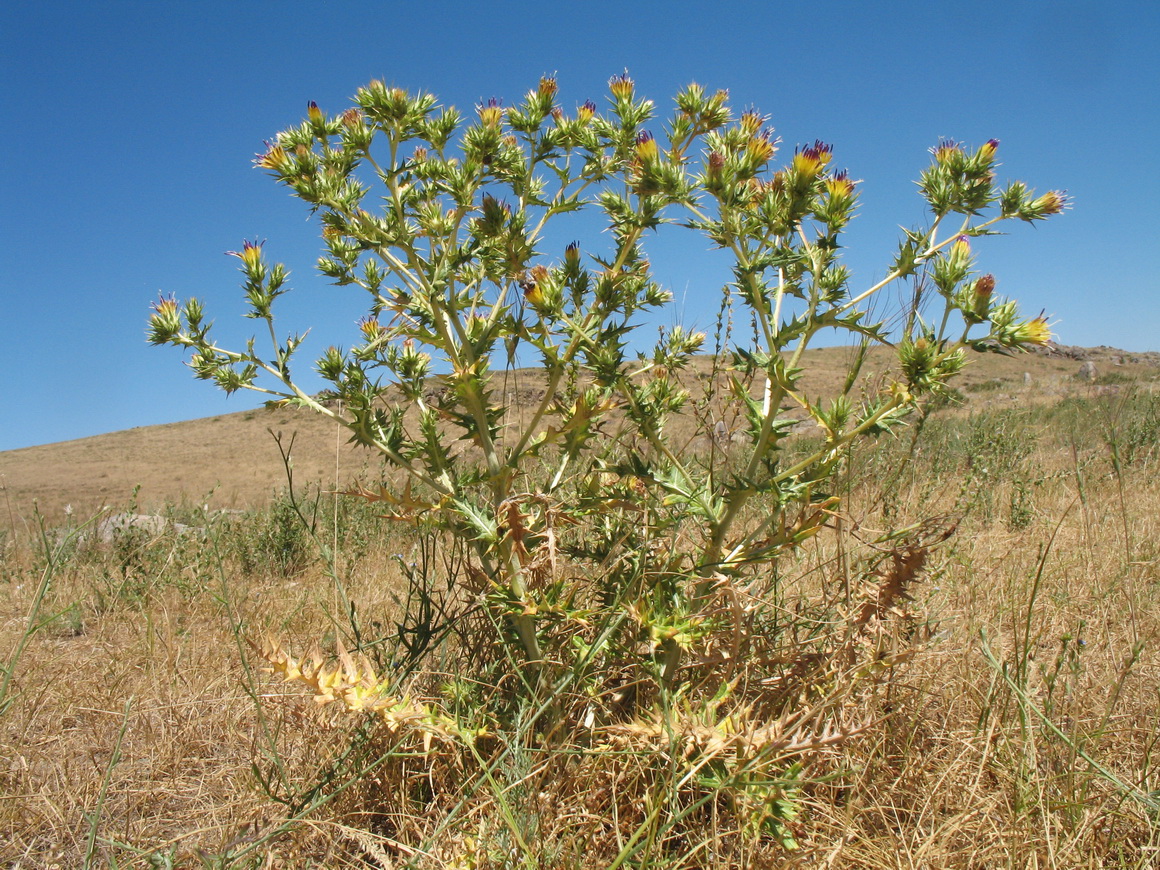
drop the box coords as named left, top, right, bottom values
left=341, top=108, right=363, bottom=127
left=739, top=110, right=766, bottom=136
left=358, top=316, right=383, bottom=341
left=792, top=140, right=832, bottom=178
left=151, top=292, right=179, bottom=320
left=307, top=101, right=324, bottom=124
left=609, top=72, right=634, bottom=101
left=1012, top=313, right=1053, bottom=346
left=931, top=139, right=963, bottom=164
left=1033, top=190, right=1068, bottom=215
left=477, top=97, right=504, bottom=129
left=226, top=239, right=264, bottom=270
left=973, top=274, right=996, bottom=300
left=538, top=75, right=558, bottom=98
left=805, top=140, right=832, bottom=165
left=979, top=138, right=1000, bottom=160
left=565, top=241, right=581, bottom=265
left=824, top=169, right=856, bottom=198
left=577, top=99, right=597, bottom=124
left=971, top=274, right=996, bottom=318
left=745, top=129, right=777, bottom=164
left=255, top=140, right=290, bottom=171
left=147, top=294, right=183, bottom=345
left=706, top=151, right=727, bottom=186
left=477, top=195, right=511, bottom=234
left=635, top=130, right=659, bottom=162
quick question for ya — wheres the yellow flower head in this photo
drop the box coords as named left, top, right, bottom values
left=477, top=97, right=504, bottom=129
left=746, top=130, right=777, bottom=164
left=950, top=234, right=971, bottom=261
left=307, top=100, right=324, bottom=124
left=808, top=139, right=832, bottom=166
left=522, top=264, right=550, bottom=308
left=359, top=317, right=383, bottom=341
left=824, top=170, right=855, bottom=198
left=609, top=72, right=634, bottom=101
left=792, top=140, right=832, bottom=179
left=576, top=99, right=597, bottom=124
left=227, top=239, right=264, bottom=271
left=1013, top=314, right=1052, bottom=347
left=635, top=130, right=659, bottom=162
left=931, top=138, right=963, bottom=164
left=739, top=110, right=766, bottom=136
left=151, top=293, right=178, bottom=320
left=254, top=142, right=290, bottom=171
left=1034, top=190, right=1068, bottom=215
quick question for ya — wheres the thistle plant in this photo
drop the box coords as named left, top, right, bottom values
left=149, top=74, right=1063, bottom=782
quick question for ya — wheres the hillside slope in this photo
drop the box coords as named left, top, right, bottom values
left=2, top=345, right=1155, bottom=530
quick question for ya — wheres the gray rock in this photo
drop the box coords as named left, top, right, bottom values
left=94, top=512, right=200, bottom=543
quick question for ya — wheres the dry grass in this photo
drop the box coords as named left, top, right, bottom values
left=2, top=347, right=1160, bottom=868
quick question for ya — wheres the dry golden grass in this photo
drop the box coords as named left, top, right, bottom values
left=2, top=345, right=1159, bottom=868
left=794, top=428, right=1160, bottom=868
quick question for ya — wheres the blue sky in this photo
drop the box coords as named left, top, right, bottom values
left=1, top=0, right=1157, bottom=451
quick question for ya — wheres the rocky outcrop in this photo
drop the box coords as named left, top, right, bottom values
left=94, top=512, right=200, bottom=543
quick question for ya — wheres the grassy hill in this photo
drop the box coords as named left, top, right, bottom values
left=2, top=344, right=1156, bottom=530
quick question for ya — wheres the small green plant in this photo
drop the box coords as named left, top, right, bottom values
left=150, top=75, right=1064, bottom=859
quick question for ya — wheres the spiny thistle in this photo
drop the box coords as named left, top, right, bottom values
left=153, top=76, right=1066, bottom=857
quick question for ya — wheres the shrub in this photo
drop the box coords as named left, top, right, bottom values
left=149, top=75, right=1063, bottom=862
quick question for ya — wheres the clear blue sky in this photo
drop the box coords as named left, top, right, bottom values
left=2, top=0, right=1157, bottom=451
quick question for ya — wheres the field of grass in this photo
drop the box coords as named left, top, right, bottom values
left=2, top=346, right=1159, bottom=868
